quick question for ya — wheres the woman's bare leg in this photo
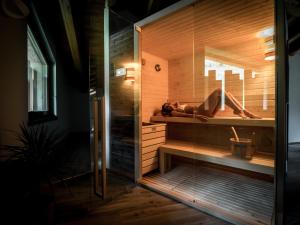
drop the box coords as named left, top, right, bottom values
left=197, top=88, right=222, bottom=117
left=223, top=91, right=247, bottom=118
left=198, top=88, right=245, bottom=117
left=226, top=91, right=261, bottom=119
left=198, top=88, right=261, bottom=118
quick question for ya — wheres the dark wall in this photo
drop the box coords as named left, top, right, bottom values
left=0, top=2, right=90, bottom=176
left=84, top=0, right=105, bottom=93
left=0, top=9, right=27, bottom=143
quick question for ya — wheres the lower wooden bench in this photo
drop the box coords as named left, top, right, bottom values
left=159, top=140, right=274, bottom=175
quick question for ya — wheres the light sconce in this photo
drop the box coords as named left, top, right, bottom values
left=125, top=67, right=135, bottom=81
left=124, top=63, right=138, bottom=81
left=257, top=27, right=274, bottom=38
left=115, top=63, right=138, bottom=81
left=115, top=67, right=127, bottom=77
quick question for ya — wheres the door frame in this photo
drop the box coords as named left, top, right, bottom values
left=274, top=0, right=288, bottom=224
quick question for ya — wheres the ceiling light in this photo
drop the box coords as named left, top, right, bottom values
left=257, top=27, right=274, bottom=38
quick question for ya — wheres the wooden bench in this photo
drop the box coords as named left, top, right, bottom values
left=151, top=116, right=275, bottom=128
left=159, top=140, right=274, bottom=175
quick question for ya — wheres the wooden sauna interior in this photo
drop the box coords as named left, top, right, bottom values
left=138, top=0, right=275, bottom=224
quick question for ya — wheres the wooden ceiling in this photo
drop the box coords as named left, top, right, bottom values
left=141, top=0, right=274, bottom=69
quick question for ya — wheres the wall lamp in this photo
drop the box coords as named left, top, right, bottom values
left=115, top=63, right=138, bottom=81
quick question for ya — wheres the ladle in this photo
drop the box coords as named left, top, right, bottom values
left=231, top=126, right=239, bottom=142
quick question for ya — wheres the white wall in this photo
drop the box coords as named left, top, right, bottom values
left=289, top=52, right=300, bottom=143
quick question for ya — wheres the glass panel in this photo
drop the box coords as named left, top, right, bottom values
left=27, top=26, right=48, bottom=112
left=192, top=1, right=275, bottom=224
left=138, top=1, right=275, bottom=223
left=140, top=2, right=199, bottom=204
left=108, top=10, right=135, bottom=180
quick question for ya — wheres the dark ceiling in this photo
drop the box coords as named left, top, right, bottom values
left=109, top=0, right=180, bottom=33
left=286, top=0, right=300, bottom=55
left=110, top=0, right=180, bottom=21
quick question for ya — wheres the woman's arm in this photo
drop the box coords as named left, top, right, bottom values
left=171, top=111, right=208, bottom=122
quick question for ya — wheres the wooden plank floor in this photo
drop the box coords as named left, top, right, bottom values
left=141, top=164, right=274, bottom=225
left=56, top=174, right=229, bottom=225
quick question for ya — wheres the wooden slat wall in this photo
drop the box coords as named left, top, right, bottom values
left=142, top=0, right=274, bottom=64
left=168, top=54, right=275, bottom=118
left=141, top=51, right=168, bottom=122
left=244, top=65, right=275, bottom=117
left=141, top=0, right=275, bottom=118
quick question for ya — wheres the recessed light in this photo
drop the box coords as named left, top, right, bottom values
left=257, top=27, right=274, bottom=38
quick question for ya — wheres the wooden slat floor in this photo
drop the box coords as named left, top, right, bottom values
left=142, top=164, right=274, bottom=225
left=56, top=173, right=229, bottom=225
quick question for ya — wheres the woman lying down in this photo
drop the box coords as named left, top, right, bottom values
left=161, top=88, right=261, bottom=122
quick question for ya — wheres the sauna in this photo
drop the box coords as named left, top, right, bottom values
left=135, top=0, right=276, bottom=224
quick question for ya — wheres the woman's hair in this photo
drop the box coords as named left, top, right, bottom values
left=161, top=103, right=174, bottom=116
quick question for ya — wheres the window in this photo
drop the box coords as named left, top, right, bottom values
left=27, top=8, right=57, bottom=124
left=27, top=27, right=48, bottom=112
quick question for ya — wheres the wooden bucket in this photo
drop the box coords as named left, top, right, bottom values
left=230, top=138, right=254, bottom=160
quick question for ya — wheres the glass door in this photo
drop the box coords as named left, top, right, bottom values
left=95, top=4, right=136, bottom=200
left=108, top=9, right=135, bottom=179
left=191, top=1, right=276, bottom=224
left=127, top=0, right=285, bottom=224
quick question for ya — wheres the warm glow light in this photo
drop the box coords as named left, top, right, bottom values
left=264, top=50, right=275, bottom=61
left=261, top=32, right=275, bottom=61
left=115, top=67, right=126, bottom=76
left=265, top=46, right=275, bottom=53
left=124, top=62, right=139, bottom=70
left=123, top=62, right=139, bottom=81
left=264, top=55, right=275, bottom=61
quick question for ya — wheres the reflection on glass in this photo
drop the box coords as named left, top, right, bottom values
left=204, top=58, right=245, bottom=110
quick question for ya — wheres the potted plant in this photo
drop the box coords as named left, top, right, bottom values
left=0, top=123, right=65, bottom=225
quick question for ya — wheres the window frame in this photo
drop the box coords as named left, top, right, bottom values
left=27, top=2, right=57, bottom=125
